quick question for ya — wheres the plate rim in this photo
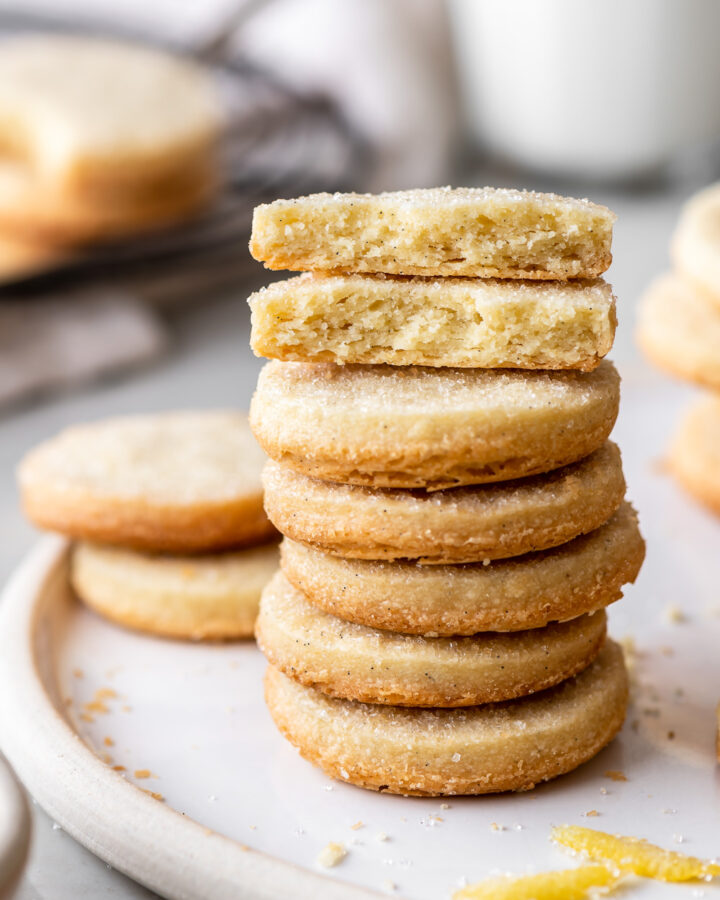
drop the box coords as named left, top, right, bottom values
left=0, top=752, right=31, bottom=900
left=0, top=537, right=381, bottom=900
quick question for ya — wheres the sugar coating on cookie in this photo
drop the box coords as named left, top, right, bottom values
left=280, top=502, right=644, bottom=634
left=250, top=187, right=615, bottom=279
left=262, top=442, right=625, bottom=564
left=256, top=571, right=607, bottom=706
left=264, top=641, right=628, bottom=796
left=249, top=273, right=617, bottom=371
left=0, top=35, right=221, bottom=240
left=72, top=541, right=278, bottom=640
left=251, top=360, right=620, bottom=489
left=637, top=273, right=720, bottom=391
left=669, top=395, right=720, bottom=515
left=18, top=411, right=276, bottom=552
left=671, top=183, right=720, bottom=309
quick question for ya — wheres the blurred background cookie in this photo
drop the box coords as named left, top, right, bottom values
left=638, top=273, right=720, bottom=391
left=669, top=396, right=720, bottom=516
left=639, top=184, right=720, bottom=515
left=0, top=34, right=221, bottom=243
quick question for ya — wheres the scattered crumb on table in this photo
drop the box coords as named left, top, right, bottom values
left=317, top=842, right=347, bottom=868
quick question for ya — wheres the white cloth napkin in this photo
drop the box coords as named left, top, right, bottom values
left=0, top=292, right=166, bottom=408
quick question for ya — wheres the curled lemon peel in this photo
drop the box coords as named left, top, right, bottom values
left=551, top=825, right=720, bottom=883
left=453, top=865, right=617, bottom=900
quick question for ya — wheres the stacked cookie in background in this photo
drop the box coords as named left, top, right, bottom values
left=638, top=183, right=720, bottom=516
left=249, top=187, right=645, bottom=796
left=0, top=35, right=220, bottom=281
left=18, top=412, right=278, bottom=641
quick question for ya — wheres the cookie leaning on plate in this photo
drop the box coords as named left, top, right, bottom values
left=18, top=411, right=276, bottom=552
left=251, top=360, right=620, bottom=489
left=256, top=571, right=607, bottom=707
left=73, top=541, right=278, bottom=640
left=0, top=35, right=221, bottom=243
left=264, top=641, right=628, bottom=796
left=262, top=442, right=626, bottom=564
left=637, top=273, right=720, bottom=391
left=280, top=502, right=644, bottom=635
left=249, top=274, right=617, bottom=371
left=250, top=187, right=615, bottom=279
left=669, top=396, right=720, bottom=515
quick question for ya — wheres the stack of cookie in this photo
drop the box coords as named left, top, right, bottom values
left=638, top=183, right=720, bottom=516
left=0, top=35, right=220, bottom=280
left=249, top=187, right=645, bottom=796
left=18, top=412, right=278, bottom=641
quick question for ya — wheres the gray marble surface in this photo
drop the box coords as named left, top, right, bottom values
left=4, top=178, right=699, bottom=897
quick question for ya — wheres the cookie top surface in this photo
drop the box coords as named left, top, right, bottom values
left=638, top=273, right=720, bottom=390
left=249, top=273, right=617, bottom=370
left=0, top=35, right=220, bottom=180
left=20, top=411, right=263, bottom=504
left=250, top=186, right=615, bottom=279
left=254, top=186, right=614, bottom=217
left=18, top=411, right=274, bottom=551
left=254, top=358, right=619, bottom=414
left=251, top=360, right=620, bottom=488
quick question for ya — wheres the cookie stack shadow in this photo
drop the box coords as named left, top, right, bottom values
left=638, top=183, right=720, bottom=516
left=248, top=187, right=645, bottom=796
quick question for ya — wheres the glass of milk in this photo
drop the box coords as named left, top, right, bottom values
left=450, top=0, right=720, bottom=181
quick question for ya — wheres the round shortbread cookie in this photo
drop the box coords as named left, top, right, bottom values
left=72, top=541, right=279, bottom=640
left=250, top=360, right=620, bottom=489
left=0, top=35, right=220, bottom=242
left=637, top=273, right=720, bottom=390
left=18, top=411, right=276, bottom=552
left=256, top=571, right=607, bottom=706
left=249, top=186, right=614, bottom=280
left=262, top=442, right=626, bottom=564
left=671, top=183, right=720, bottom=310
left=280, top=502, right=644, bottom=634
left=0, top=166, right=218, bottom=245
left=249, top=273, right=617, bottom=372
left=669, top=396, right=720, bottom=515
left=264, top=640, right=628, bottom=796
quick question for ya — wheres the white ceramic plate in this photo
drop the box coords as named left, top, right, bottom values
left=0, top=371, right=719, bottom=900
left=0, top=754, right=30, bottom=900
